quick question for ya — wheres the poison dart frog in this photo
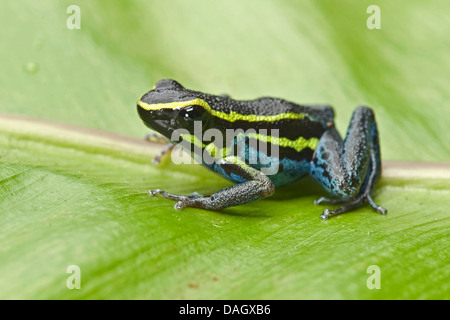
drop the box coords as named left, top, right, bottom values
left=137, top=79, right=387, bottom=219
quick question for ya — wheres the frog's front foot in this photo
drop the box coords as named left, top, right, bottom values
left=148, top=189, right=205, bottom=209
left=316, top=194, right=387, bottom=220
left=151, top=144, right=174, bottom=165
left=173, top=197, right=202, bottom=210
left=149, top=189, right=203, bottom=200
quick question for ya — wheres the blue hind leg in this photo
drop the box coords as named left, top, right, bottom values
left=310, top=106, right=387, bottom=219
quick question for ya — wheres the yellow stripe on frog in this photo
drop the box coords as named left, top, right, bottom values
left=138, top=98, right=310, bottom=123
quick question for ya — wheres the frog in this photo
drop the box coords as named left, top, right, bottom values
left=137, top=79, right=387, bottom=219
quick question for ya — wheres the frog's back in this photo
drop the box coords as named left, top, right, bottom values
left=200, top=93, right=334, bottom=125
left=197, top=93, right=335, bottom=187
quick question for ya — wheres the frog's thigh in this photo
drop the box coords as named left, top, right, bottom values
left=157, top=157, right=275, bottom=211
left=310, top=106, right=379, bottom=199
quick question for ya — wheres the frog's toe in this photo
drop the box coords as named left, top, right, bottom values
left=148, top=189, right=187, bottom=201
left=151, top=157, right=162, bottom=165
left=319, top=208, right=337, bottom=220
left=174, top=201, right=185, bottom=210
left=314, top=197, right=349, bottom=205
left=318, top=193, right=387, bottom=219
left=314, top=197, right=328, bottom=205
left=319, top=209, right=330, bottom=219
left=366, top=194, right=387, bottom=215
left=148, top=189, right=163, bottom=196
left=174, top=197, right=201, bottom=210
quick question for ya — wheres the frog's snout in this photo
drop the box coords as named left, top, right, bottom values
left=137, top=101, right=177, bottom=136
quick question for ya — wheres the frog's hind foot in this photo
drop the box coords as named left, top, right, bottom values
left=366, top=194, right=388, bottom=215
left=317, top=194, right=387, bottom=220
left=311, top=106, right=387, bottom=220
left=314, top=197, right=349, bottom=205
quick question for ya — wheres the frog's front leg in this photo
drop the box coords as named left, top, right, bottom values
left=144, top=132, right=174, bottom=164
left=311, top=106, right=387, bottom=219
left=152, top=143, right=174, bottom=164
left=148, top=156, right=275, bottom=210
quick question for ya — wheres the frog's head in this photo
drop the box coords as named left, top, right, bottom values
left=137, top=79, right=209, bottom=139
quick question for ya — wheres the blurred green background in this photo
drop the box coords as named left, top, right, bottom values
left=0, top=0, right=449, bottom=299
left=1, top=0, right=449, bottom=161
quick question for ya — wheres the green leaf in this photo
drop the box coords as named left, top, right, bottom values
left=1, top=0, right=449, bottom=299
left=1, top=115, right=449, bottom=299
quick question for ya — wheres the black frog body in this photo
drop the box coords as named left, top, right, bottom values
left=137, top=79, right=386, bottom=219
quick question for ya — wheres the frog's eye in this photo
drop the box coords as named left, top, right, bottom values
left=179, top=106, right=205, bottom=121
